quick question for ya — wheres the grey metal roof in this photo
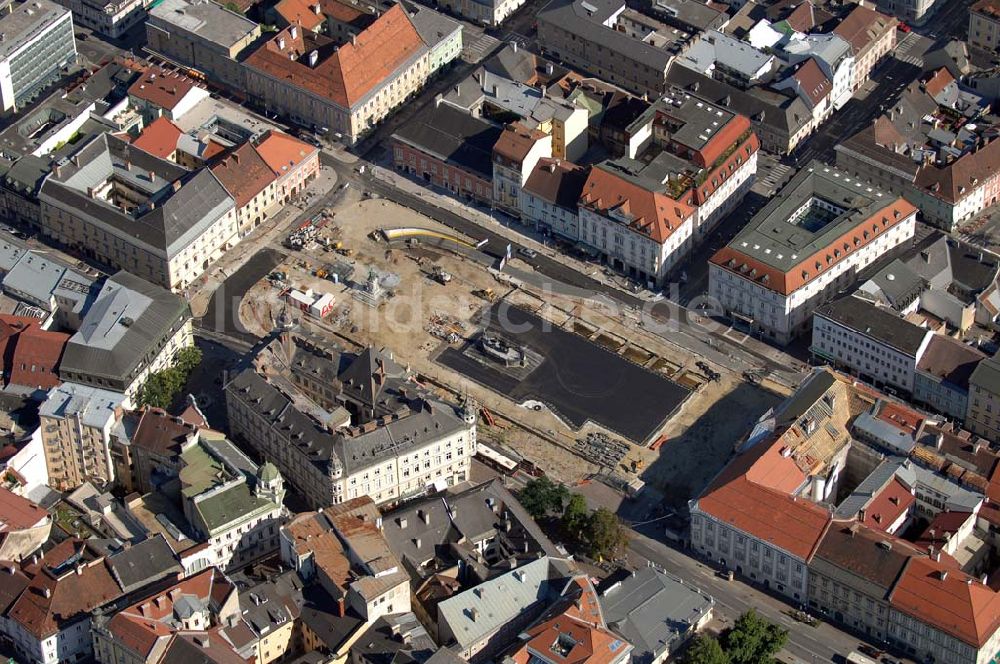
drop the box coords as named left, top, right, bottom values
left=39, top=381, right=123, bottom=427
left=852, top=410, right=918, bottom=455
left=106, top=534, right=182, bottom=594
left=861, top=259, right=925, bottom=309
left=664, top=64, right=812, bottom=137
left=39, top=133, right=235, bottom=258
left=392, top=104, right=502, bottom=180
left=815, top=295, right=930, bottom=356
left=436, top=556, right=566, bottom=651
left=0, top=244, right=94, bottom=313
left=406, top=5, right=461, bottom=49
left=910, top=464, right=983, bottom=512
left=725, top=161, right=897, bottom=273
left=597, top=567, right=714, bottom=664
left=148, top=0, right=259, bottom=50
left=678, top=30, right=775, bottom=79
left=382, top=479, right=561, bottom=575
left=970, top=355, right=1000, bottom=396
left=60, top=271, right=191, bottom=387
left=537, top=0, right=675, bottom=71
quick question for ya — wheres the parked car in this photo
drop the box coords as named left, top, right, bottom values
left=857, top=644, right=883, bottom=659
left=897, top=21, right=911, bottom=32
left=518, top=247, right=538, bottom=259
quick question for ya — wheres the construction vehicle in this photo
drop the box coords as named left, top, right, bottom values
left=335, top=246, right=353, bottom=257
left=314, top=267, right=328, bottom=279
left=431, top=266, right=452, bottom=284
left=473, top=288, right=497, bottom=302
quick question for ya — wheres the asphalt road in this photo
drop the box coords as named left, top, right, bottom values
left=627, top=531, right=906, bottom=664
left=790, top=54, right=922, bottom=166
left=329, top=156, right=807, bottom=383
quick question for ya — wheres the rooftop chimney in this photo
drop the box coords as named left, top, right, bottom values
left=313, top=2, right=321, bottom=12
left=309, top=50, right=319, bottom=67
left=290, top=25, right=298, bottom=39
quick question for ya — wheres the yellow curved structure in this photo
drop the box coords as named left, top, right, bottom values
left=381, top=227, right=482, bottom=249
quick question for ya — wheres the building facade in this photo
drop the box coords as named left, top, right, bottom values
left=709, top=163, right=918, bottom=344
left=244, top=8, right=431, bottom=144
left=225, top=344, right=478, bottom=509
left=968, top=356, right=1000, bottom=443
left=971, top=0, right=1000, bottom=51
left=53, top=0, right=144, bottom=38
left=38, top=383, right=124, bottom=490
left=0, top=0, right=77, bottom=112
left=811, top=296, right=933, bottom=393
left=146, top=0, right=261, bottom=91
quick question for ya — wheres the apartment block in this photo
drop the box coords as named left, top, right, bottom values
left=0, top=0, right=77, bottom=112
left=38, top=382, right=124, bottom=491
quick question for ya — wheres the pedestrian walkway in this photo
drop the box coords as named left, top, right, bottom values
left=463, top=31, right=502, bottom=62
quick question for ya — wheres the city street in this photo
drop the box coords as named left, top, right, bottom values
left=627, top=532, right=899, bottom=664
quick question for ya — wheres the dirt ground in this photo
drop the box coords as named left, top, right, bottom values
left=237, top=196, right=786, bottom=493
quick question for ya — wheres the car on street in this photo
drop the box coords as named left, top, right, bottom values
left=857, top=644, right=883, bottom=659
left=518, top=247, right=538, bottom=259
left=897, top=21, right=911, bottom=32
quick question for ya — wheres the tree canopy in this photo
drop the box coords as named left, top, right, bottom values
left=517, top=477, right=570, bottom=519
left=139, top=347, right=203, bottom=410
left=682, top=610, right=788, bottom=664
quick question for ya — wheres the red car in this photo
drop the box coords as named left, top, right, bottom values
left=898, top=22, right=912, bottom=32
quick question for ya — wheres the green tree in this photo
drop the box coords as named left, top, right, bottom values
left=517, top=477, right=569, bottom=519
left=722, top=610, right=788, bottom=664
left=682, top=635, right=729, bottom=664
left=224, top=1, right=243, bottom=12
left=583, top=507, right=628, bottom=560
left=561, top=493, right=589, bottom=543
left=175, top=346, right=203, bottom=373
left=138, top=346, right=204, bottom=409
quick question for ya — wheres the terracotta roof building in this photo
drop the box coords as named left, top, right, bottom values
left=709, top=161, right=918, bottom=344
left=244, top=6, right=431, bottom=144
left=4, top=539, right=129, bottom=664
left=210, top=142, right=278, bottom=236
left=0, top=314, right=69, bottom=393
left=131, top=117, right=185, bottom=161
left=127, top=67, right=211, bottom=123
left=832, top=4, right=896, bottom=93
left=253, top=130, right=321, bottom=205
left=0, top=488, right=50, bottom=563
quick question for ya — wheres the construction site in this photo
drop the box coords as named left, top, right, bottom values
left=233, top=191, right=789, bottom=494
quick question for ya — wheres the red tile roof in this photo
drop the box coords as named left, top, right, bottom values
left=8, top=540, right=124, bottom=639
left=696, top=438, right=831, bottom=560
left=793, top=59, right=831, bottom=107
left=924, top=68, right=956, bottom=99
left=860, top=478, right=914, bottom=531
left=784, top=1, right=815, bottom=32
left=914, top=136, right=1000, bottom=204
left=132, top=117, right=183, bottom=160
left=132, top=408, right=198, bottom=458
left=890, top=556, right=1000, bottom=647
left=209, top=143, right=276, bottom=209
left=709, top=197, right=918, bottom=296
left=274, top=0, right=325, bottom=31
left=254, top=130, right=318, bottom=177
left=128, top=67, right=201, bottom=112
left=0, top=315, right=68, bottom=391
left=493, top=123, right=549, bottom=164
left=107, top=568, right=226, bottom=660
left=0, top=488, right=48, bottom=532
left=245, top=4, right=426, bottom=109
left=973, top=0, right=1000, bottom=20
left=579, top=166, right=695, bottom=245
left=833, top=4, right=895, bottom=55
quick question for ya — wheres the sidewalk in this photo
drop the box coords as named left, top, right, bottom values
left=188, top=164, right=340, bottom=317
left=369, top=164, right=656, bottom=298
